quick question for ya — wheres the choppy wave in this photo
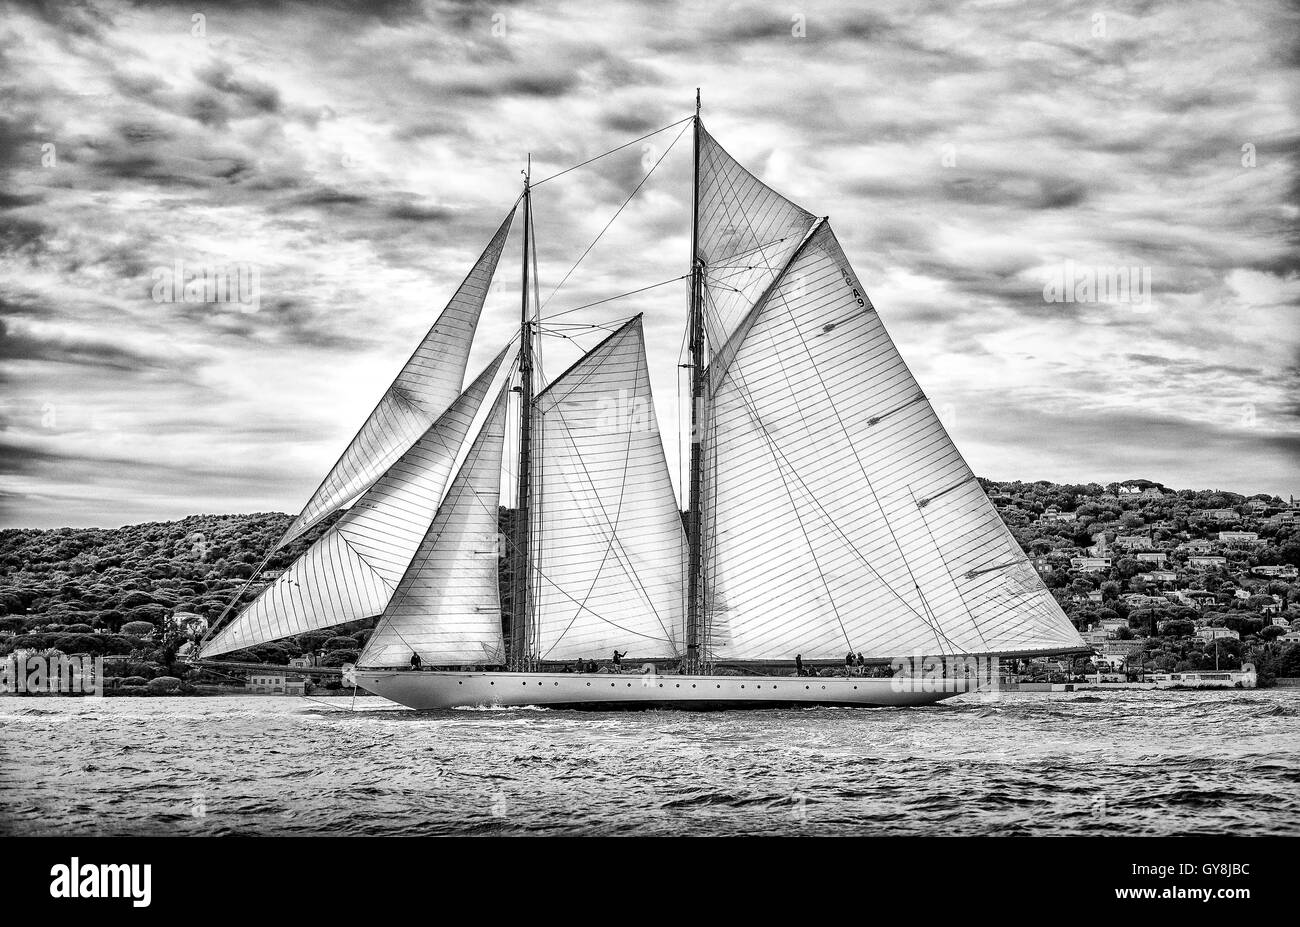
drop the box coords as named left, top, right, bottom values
left=1, top=689, right=1298, bottom=836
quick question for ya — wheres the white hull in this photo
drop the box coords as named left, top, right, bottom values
left=354, top=669, right=971, bottom=710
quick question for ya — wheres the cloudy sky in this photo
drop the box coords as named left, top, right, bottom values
left=1, top=0, right=1296, bottom=529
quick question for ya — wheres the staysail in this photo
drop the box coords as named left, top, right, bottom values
left=701, top=221, right=1084, bottom=662
left=530, top=316, right=686, bottom=662
left=199, top=347, right=515, bottom=658
left=277, top=206, right=517, bottom=548
left=359, top=382, right=511, bottom=667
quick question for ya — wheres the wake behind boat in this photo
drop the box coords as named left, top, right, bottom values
left=193, top=92, right=1087, bottom=711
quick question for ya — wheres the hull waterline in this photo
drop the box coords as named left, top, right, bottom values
left=353, top=669, right=971, bottom=710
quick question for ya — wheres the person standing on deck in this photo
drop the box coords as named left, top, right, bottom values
left=795, top=654, right=804, bottom=677
left=612, top=650, right=626, bottom=671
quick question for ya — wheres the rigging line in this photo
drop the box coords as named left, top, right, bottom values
left=530, top=115, right=693, bottom=187
left=536, top=329, right=603, bottom=345
left=705, top=235, right=795, bottom=267
left=540, top=120, right=690, bottom=313
left=544, top=275, right=690, bottom=321
left=694, top=277, right=745, bottom=295
left=541, top=319, right=631, bottom=329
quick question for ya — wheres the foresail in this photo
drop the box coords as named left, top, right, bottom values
left=531, top=316, right=686, bottom=662
left=359, top=384, right=510, bottom=667
left=696, top=124, right=817, bottom=355
left=199, top=347, right=514, bottom=658
left=703, top=223, right=1084, bottom=662
left=277, top=206, right=516, bottom=548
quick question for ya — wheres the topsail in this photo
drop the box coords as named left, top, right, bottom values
left=695, top=127, right=818, bottom=354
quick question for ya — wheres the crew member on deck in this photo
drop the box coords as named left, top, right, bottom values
left=410, top=652, right=422, bottom=671
left=612, top=650, right=626, bottom=671
left=795, top=654, right=804, bottom=677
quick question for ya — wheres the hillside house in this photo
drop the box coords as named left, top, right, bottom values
left=1070, top=557, right=1111, bottom=573
left=1203, top=509, right=1240, bottom=524
left=1217, top=531, right=1261, bottom=545
left=248, top=672, right=306, bottom=696
left=1137, top=569, right=1178, bottom=584
left=1176, top=589, right=1218, bottom=608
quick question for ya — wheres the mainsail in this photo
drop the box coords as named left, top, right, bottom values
left=531, top=316, right=686, bottom=662
left=700, top=212, right=1083, bottom=661
left=200, top=346, right=515, bottom=658
left=359, top=382, right=511, bottom=667
left=277, top=207, right=516, bottom=548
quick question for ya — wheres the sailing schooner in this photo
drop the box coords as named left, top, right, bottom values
left=195, top=94, right=1087, bottom=709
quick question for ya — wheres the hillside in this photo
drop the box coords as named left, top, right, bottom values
left=2, top=478, right=1298, bottom=684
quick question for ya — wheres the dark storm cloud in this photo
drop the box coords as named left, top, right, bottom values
left=0, top=317, right=182, bottom=372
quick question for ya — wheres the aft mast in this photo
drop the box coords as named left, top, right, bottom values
left=685, top=89, right=705, bottom=674
left=510, top=160, right=535, bottom=670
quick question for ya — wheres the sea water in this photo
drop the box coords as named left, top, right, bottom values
left=2, top=690, right=1297, bottom=836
